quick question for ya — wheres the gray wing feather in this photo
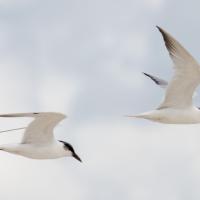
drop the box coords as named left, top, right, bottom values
left=143, top=72, right=168, bottom=89
left=156, top=26, right=200, bottom=109
left=0, top=112, right=66, bottom=144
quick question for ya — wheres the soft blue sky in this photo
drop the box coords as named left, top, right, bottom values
left=0, top=0, right=200, bottom=199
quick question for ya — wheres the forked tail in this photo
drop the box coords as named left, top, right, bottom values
left=124, top=114, right=147, bottom=119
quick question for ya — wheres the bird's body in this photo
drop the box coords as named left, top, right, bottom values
left=134, top=106, right=200, bottom=124
left=0, top=112, right=81, bottom=161
left=0, top=142, right=69, bottom=159
left=128, top=26, right=200, bottom=124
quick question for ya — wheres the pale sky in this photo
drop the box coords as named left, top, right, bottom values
left=0, top=0, right=199, bottom=199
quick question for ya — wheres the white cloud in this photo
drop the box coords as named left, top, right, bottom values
left=144, top=0, right=165, bottom=10
left=70, top=120, right=200, bottom=199
left=37, top=73, right=80, bottom=114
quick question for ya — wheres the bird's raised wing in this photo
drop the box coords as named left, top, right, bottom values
left=0, top=112, right=66, bottom=144
left=143, top=72, right=168, bottom=89
left=156, top=26, right=200, bottom=109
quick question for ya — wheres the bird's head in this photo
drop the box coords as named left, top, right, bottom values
left=59, top=140, right=82, bottom=162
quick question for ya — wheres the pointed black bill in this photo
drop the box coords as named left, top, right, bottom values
left=73, top=153, right=82, bottom=162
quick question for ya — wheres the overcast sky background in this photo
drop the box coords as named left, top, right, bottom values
left=0, top=0, right=200, bottom=199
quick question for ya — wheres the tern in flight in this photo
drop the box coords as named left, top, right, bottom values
left=128, top=26, right=200, bottom=124
left=0, top=112, right=82, bottom=161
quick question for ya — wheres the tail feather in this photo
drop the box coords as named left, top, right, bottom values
left=124, top=114, right=147, bottom=118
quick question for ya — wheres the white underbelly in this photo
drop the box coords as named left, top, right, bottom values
left=1, top=144, right=69, bottom=159
left=19, top=147, right=64, bottom=159
left=141, top=107, right=200, bottom=124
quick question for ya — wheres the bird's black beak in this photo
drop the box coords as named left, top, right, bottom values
left=73, top=153, right=82, bottom=162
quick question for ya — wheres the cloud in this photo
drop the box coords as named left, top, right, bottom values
left=0, top=0, right=198, bottom=199
left=144, top=0, right=165, bottom=10
left=68, top=120, right=200, bottom=199
left=37, top=71, right=80, bottom=114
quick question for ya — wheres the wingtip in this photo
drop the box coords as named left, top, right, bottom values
left=156, top=26, right=166, bottom=35
left=143, top=72, right=153, bottom=80
left=156, top=25, right=161, bottom=31
left=143, top=72, right=149, bottom=77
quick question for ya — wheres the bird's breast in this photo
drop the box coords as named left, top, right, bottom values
left=148, top=107, right=200, bottom=124
left=0, top=143, right=69, bottom=159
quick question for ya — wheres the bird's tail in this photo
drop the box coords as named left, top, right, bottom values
left=125, top=110, right=162, bottom=122
left=124, top=114, right=147, bottom=119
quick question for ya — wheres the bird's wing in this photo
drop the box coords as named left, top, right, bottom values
left=0, top=112, right=66, bottom=144
left=156, top=26, right=200, bottom=109
left=143, top=72, right=198, bottom=98
left=143, top=72, right=168, bottom=89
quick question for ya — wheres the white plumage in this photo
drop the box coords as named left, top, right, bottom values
left=128, top=26, right=200, bottom=124
left=0, top=112, right=81, bottom=161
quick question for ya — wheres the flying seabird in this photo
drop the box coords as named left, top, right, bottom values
left=128, top=26, right=200, bottom=124
left=0, top=112, right=82, bottom=161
